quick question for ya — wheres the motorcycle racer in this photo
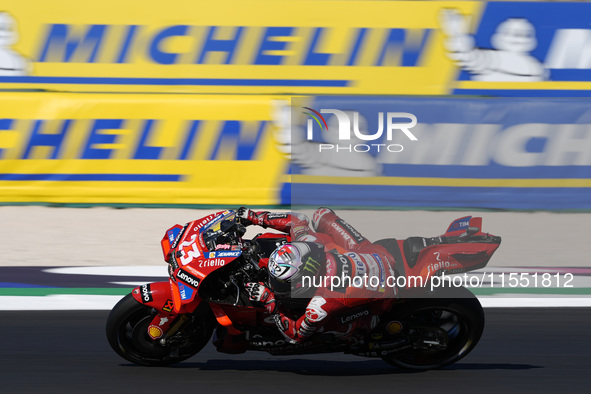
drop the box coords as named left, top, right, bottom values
left=237, top=207, right=398, bottom=345
left=107, top=207, right=498, bottom=367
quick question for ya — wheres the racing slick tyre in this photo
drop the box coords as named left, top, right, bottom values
left=106, top=293, right=215, bottom=366
left=381, top=285, right=484, bottom=370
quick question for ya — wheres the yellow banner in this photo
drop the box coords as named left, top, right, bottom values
left=0, top=0, right=481, bottom=94
left=0, top=93, right=287, bottom=205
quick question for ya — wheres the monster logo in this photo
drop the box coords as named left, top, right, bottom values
left=302, top=257, right=321, bottom=276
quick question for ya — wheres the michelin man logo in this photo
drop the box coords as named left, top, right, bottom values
left=0, top=12, right=30, bottom=76
left=439, top=9, right=547, bottom=82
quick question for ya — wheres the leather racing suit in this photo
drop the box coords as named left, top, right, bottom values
left=243, top=208, right=398, bottom=345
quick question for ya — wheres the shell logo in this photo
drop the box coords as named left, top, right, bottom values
left=386, top=321, right=403, bottom=334
left=148, top=325, right=164, bottom=339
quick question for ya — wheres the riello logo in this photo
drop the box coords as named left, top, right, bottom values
left=303, top=107, right=418, bottom=153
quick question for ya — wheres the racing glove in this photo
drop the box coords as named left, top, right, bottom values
left=236, top=207, right=256, bottom=226
left=245, top=282, right=277, bottom=314
left=237, top=207, right=272, bottom=227
left=237, top=207, right=289, bottom=229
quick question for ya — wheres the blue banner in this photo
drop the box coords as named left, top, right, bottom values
left=447, top=2, right=591, bottom=96
left=288, top=97, right=591, bottom=210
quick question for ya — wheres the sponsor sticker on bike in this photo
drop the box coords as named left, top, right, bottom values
left=339, top=308, right=370, bottom=324
left=171, top=223, right=189, bottom=249
left=386, top=321, right=403, bottom=334
left=178, top=282, right=194, bottom=301
left=148, top=325, right=164, bottom=339
left=140, top=284, right=153, bottom=303
left=177, top=269, right=201, bottom=288
left=446, top=216, right=472, bottom=233
left=162, top=299, right=174, bottom=313
left=199, top=258, right=226, bottom=268
left=167, top=227, right=181, bottom=245
left=207, top=251, right=241, bottom=258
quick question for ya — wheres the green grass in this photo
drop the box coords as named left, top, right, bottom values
left=0, top=288, right=133, bottom=296
left=471, top=287, right=591, bottom=296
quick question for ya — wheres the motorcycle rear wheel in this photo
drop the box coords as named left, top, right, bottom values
left=106, top=293, right=214, bottom=366
left=381, top=286, right=484, bottom=370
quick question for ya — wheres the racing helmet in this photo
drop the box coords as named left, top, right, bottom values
left=267, top=242, right=325, bottom=299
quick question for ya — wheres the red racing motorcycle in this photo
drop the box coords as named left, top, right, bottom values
left=106, top=210, right=501, bottom=370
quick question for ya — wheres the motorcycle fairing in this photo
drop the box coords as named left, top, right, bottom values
left=444, top=216, right=472, bottom=235
left=396, top=216, right=501, bottom=286
left=161, top=210, right=245, bottom=312
left=210, top=304, right=243, bottom=335
left=132, top=281, right=182, bottom=314
left=414, top=242, right=499, bottom=279
left=170, top=277, right=203, bottom=314
left=161, top=224, right=184, bottom=260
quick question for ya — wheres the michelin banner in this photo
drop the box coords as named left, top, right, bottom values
left=3, top=0, right=591, bottom=96
left=287, top=97, right=591, bottom=210
left=0, top=93, right=287, bottom=205
left=0, top=0, right=470, bottom=95
left=2, top=93, right=590, bottom=209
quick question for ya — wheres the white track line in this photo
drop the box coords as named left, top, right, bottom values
left=1, top=295, right=591, bottom=310
left=0, top=295, right=124, bottom=310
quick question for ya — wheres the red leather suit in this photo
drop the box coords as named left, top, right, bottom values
left=249, top=208, right=397, bottom=344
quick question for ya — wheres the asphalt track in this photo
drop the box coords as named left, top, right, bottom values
left=1, top=308, right=590, bottom=394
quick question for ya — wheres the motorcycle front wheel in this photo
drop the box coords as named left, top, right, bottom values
left=381, top=285, right=484, bottom=370
left=106, top=293, right=214, bottom=366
